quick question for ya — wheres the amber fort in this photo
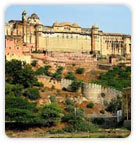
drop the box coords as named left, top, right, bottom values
left=5, top=10, right=131, bottom=63
left=5, top=9, right=131, bottom=136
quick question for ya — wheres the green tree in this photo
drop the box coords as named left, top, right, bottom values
left=70, top=81, right=81, bottom=92
left=23, top=87, right=40, bottom=100
left=106, top=95, right=122, bottom=113
left=5, top=96, right=38, bottom=124
left=65, top=98, right=74, bottom=106
left=5, top=59, right=23, bottom=77
left=40, top=103, right=63, bottom=127
left=52, top=66, right=64, bottom=80
left=5, top=60, right=37, bottom=88
left=31, top=60, right=38, bottom=67
left=65, top=105, right=75, bottom=113
left=35, top=65, right=51, bottom=76
left=92, top=65, right=131, bottom=90
left=87, top=103, right=94, bottom=108
left=49, top=95, right=56, bottom=103
left=65, top=72, right=76, bottom=80
left=13, top=65, right=37, bottom=88
left=76, top=67, right=84, bottom=74
left=5, top=82, right=23, bottom=97
left=62, top=107, right=97, bottom=132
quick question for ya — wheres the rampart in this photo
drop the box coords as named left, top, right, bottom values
left=38, top=75, right=122, bottom=103
left=82, top=83, right=122, bottom=103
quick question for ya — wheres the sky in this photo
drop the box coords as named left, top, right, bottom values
left=5, top=5, right=131, bottom=34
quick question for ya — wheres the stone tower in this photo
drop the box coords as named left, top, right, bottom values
left=22, top=10, right=27, bottom=22
left=91, top=24, right=99, bottom=54
left=22, top=10, right=27, bottom=43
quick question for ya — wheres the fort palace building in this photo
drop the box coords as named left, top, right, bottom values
left=5, top=10, right=131, bottom=63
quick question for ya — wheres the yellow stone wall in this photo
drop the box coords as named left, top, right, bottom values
left=5, top=11, right=131, bottom=57
left=38, top=33, right=91, bottom=52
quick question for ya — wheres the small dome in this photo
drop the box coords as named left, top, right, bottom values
left=53, top=21, right=59, bottom=26
left=72, top=23, right=79, bottom=27
left=31, top=13, right=39, bottom=19
left=60, top=22, right=72, bottom=26
left=92, top=24, right=98, bottom=29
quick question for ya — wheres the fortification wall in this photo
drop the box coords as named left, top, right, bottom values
left=60, top=78, right=73, bottom=89
left=82, top=83, right=122, bottom=103
left=38, top=75, right=72, bottom=90
left=38, top=75, right=61, bottom=89
left=38, top=75, right=122, bottom=104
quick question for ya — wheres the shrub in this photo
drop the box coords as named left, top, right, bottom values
left=70, top=81, right=81, bottom=92
left=35, top=65, right=51, bottom=76
left=49, top=95, right=56, bottom=103
left=33, top=81, right=43, bottom=87
left=101, top=93, right=105, bottom=98
left=106, top=95, right=121, bottom=113
left=5, top=82, right=23, bottom=97
left=65, top=99, right=74, bottom=106
left=5, top=96, right=38, bottom=125
left=62, top=87, right=67, bottom=91
left=92, top=118, right=105, bottom=125
left=100, top=110, right=105, bottom=114
left=32, top=50, right=43, bottom=54
left=40, top=103, right=63, bottom=127
left=23, top=87, right=40, bottom=100
left=62, top=107, right=98, bottom=133
left=52, top=66, right=64, bottom=80
left=87, top=103, right=94, bottom=108
left=91, top=65, right=131, bottom=91
left=31, top=60, right=38, bottom=67
left=76, top=67, right=84, bottom=74
left=65, top=72, right=76, bottom=80
left=5, top=60, right=37, bottom=88
left=65, top=105, right=75, bottom=113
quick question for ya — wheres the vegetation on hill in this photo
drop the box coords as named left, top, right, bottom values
left=92, top=65, right=131, bottom=90
left=65, top=71, right=76, bottom=80
left=106, top=95, right=122, bottom=113
left=6, top=60, right=37, bottom=88
left=5, top=82, right=23, bottom=97
left=35, top=65, right=51, bottom=76
left=36, top=65, right=64, bottom=81
left=5, top=59, right=131, bottom=134
left=76, top=67, right=84, bottom=74
left=52, top=66, right=64, bottom=80
left=62, top=103, right=98, bottom=132
left=87, top=103, right=94, bottom=108
left=5, top=96, right=39, bottom=126
left=23, top=87, right=40, bottom=100
left=70, top=81, right=81, bottom=92
left=40, top=103, right=63, bottom=127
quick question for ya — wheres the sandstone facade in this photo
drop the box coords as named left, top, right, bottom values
left=5, top=10, right=131, bottom=61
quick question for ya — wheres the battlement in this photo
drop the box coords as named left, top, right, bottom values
left=38, top=75, right=122, bottom=103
